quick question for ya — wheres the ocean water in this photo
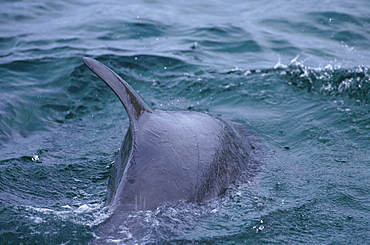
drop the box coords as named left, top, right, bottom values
left=0, top=0, right=369, bottom=244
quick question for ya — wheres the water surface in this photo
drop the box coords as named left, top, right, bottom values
left=0, top=0, right=369, bottom=244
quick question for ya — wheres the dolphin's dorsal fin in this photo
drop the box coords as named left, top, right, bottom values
left=83, top=57, right=153, bottom=127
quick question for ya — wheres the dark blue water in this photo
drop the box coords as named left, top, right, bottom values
left=1, top=0, right=369, bottom=244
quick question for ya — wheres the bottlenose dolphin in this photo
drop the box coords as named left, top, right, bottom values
left=83, top=57, right=253, bottom=236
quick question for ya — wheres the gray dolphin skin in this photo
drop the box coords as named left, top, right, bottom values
left=83, top=57, right=253, bottom=236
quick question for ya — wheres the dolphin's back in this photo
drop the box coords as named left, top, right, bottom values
left=83, top=57, right=254, bottom=243
left=83, top=57, right=252, bottom=212
left=108, top=110, right=251, bottom=211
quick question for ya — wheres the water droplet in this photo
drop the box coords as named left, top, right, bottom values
left=32, top=155, right=40, bottom=162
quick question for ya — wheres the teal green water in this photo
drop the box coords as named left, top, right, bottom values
left=0, top=0, right=369, bottom=244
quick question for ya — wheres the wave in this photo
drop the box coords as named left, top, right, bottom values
left=278, top=61, right=370, bottom=102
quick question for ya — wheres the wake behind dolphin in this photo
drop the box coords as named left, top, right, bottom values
left=83, top=57, right=254, bottom=240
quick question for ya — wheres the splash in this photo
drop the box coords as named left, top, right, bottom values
left=277, top=57, right=370, bottom=102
